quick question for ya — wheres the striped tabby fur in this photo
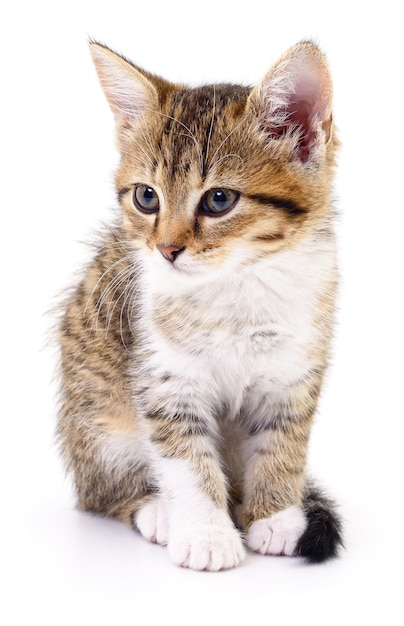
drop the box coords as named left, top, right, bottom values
left=57, top=41, right=343, bottom=570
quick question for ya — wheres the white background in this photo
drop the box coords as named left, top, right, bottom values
left=1, top=1, right=403, bottom=623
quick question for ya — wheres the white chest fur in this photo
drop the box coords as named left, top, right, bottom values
left=136, top=236, right=336, bottom=418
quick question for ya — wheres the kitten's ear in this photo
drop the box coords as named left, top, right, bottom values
left=89, top=42, right=159, bottom=118
left=248, top=42, right=333, bottom=163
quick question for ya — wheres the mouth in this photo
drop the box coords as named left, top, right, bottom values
left=156, top=248, right=215, bottom=280
left=168, top=258, right=207, bottom=276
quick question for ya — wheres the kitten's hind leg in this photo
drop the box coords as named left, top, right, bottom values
left=240, top=420, right=343, bottom=562
left=245, top=485, right=343, bottom=561
left=246, top=505, right=307, bottom=556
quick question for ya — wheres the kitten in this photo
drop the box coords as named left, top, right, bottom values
left=57, top=40, right=343, bottom=571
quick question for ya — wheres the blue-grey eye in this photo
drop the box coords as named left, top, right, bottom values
left=200, top=188, right=239, bottom=216
left=134, top=185, right=160, bottom=213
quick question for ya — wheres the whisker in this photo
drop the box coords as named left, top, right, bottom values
left=138, top=124, right=157, bottom=170
left=84, top=254, right=132, bottom=315
left=147, top=108, right=204, bottom=176
left=119, top=279, right=142, bottom=351
left=86, top=259, right=135, bottom=336
left=209, top=153, right=244, bottom=170
left=208, top=110, right=252, bottom=173
left=120, top=135, right=155, bottom=171
left=205, top=85, right=216, bottom=170
left=97, top=265, right=134, bottom=323
left=102, top=269, right=135, bottom=343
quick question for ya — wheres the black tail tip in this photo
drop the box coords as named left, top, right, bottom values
left=296, top=487, right=344, bottom=564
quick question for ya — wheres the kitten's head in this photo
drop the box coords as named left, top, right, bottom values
left=90, top=41, right=337, bottom=278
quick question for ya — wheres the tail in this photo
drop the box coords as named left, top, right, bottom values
left=297, top=482, right=344, bottom=563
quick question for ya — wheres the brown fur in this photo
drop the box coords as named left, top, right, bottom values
left=57, top=41, right=341, bottom=564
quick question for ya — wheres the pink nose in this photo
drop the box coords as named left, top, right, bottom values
left=157, top=244, right=185, bottom=263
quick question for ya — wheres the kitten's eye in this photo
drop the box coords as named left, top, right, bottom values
left=133, top=185, right=160, bottom=213
left=200, top=188, right=240, bottom=216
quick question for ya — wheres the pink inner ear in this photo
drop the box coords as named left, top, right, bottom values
left=264, top=58, right=332, bottom=163
left=288, top=98, right=318, bottom=163
left=265, top=97, right=316, bottom=163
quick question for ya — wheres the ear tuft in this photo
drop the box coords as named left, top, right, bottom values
left=89, top=42, right=159, bottom=118
left=250, top=42, right=333, bottom=163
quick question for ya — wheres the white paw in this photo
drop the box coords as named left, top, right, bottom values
left=134, top=497, right=169, bottom=546
left=247, top=505, right=307, bottom=556
left=168, top=524, right=245, bottom=571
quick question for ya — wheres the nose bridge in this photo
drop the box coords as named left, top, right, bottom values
left=155, top=210, right=191, bottom=246
left=155, top=187, right=196, bottom=245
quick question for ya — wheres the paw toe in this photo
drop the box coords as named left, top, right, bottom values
left=134, top=497, right=169, bottom=546
left=247, top=506, right=307, bottom=556
left=168, top=525, right=245, bottom=571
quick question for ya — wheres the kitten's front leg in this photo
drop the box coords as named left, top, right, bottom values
left=240, top=392, right=315, bottom=557
left=140, top=408, right=245, bottom=571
